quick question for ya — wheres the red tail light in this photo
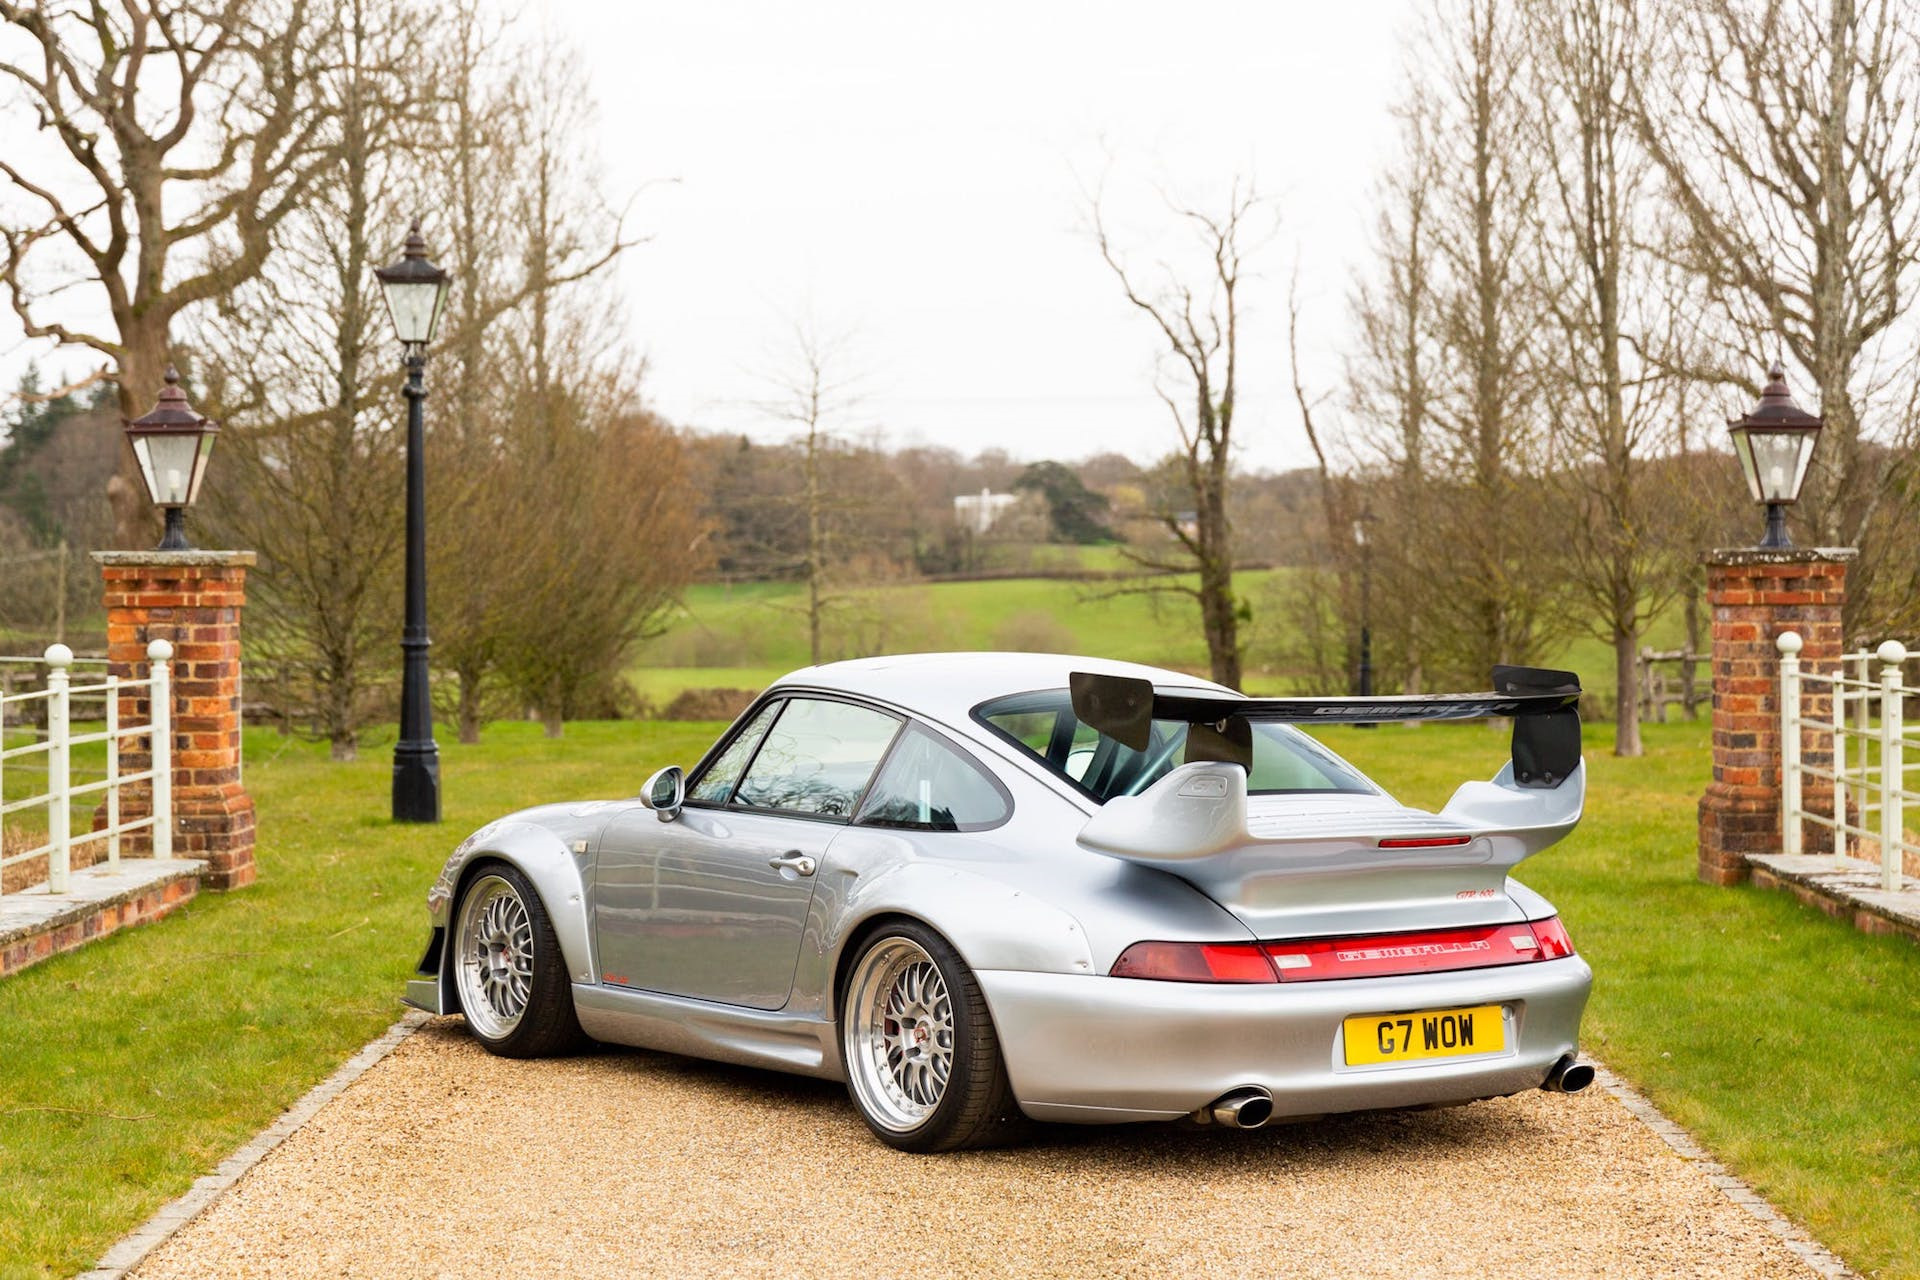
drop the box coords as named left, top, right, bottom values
left=1108, top=917, right=1575, bottom=984
left=1530, top=915, right=1575, bottom=959
left=1376, top=835, right=1473, bottom=849
left=1109, top=941, right=1278, bottom=983
left=1264, top=917, right=1576, bottom=982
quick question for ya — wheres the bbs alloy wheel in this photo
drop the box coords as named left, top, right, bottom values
left=452, top=864, right=589, bottom=1058
left=841, top=922, right=1026, bottom=1152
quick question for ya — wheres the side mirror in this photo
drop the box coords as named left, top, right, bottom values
left=641, top=766, right=684, bottom=822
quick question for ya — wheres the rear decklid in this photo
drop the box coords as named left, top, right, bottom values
left=1069, top=666, right=1584, bottom=938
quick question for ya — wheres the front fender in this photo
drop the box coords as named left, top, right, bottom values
left=412, top=805, right=618, bottom=1013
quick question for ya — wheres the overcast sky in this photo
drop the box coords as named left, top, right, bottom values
left=2, top=2, right=1419, bottom=474
left=547, top=0, right=1418, bottom=473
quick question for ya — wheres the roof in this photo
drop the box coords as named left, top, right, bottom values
left=768, top=651, right=1233, bottom=731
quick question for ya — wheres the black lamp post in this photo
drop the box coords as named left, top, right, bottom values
left=1353, top=508, right=1375, bottom=723
left=376, top=220, right=450, bottom=823
left=124, top=366, right=220, bottom=550
left=1727, top=360, right=1823, bottom=550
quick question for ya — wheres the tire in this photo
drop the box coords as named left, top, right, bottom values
left=452, top=864, right=589, bottom=1059
left=840, top=921, right=1028, bottom=1152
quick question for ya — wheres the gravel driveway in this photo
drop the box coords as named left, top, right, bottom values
left=131, top=1018, right=1823, bottom=1279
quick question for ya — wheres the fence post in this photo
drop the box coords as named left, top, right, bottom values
left=149, top=638, right=173, bottom=862
left=1778, top=631, right=1803, bottom=857
left=45, top=643, right=72, bottom=893
left=1879, top=640, right=1906, bottom=892
left=106, top=673, right=120, bottom=867
left=1833, top=650, right=1849, bottom=858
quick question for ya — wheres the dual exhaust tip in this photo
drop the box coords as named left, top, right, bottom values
left=1200, top=1056, right=1592, bottom=1129
left=1541, top=1055, right=1594, bottom=1094
left=1206, top=1088, right=1275, bottom=1129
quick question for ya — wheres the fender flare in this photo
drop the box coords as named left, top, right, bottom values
left=818, top=861, right=1096, bottom=1021
left=428, top=819, right=598, bottom=1011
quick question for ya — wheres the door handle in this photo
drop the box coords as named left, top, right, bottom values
left=768, top=851, right=817, bottom=876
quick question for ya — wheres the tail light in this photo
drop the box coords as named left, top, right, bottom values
left=1110, top=917, right=1576, bottom=983
left=1108, top=941, right=1277, bottom=983
left=1529, top=915, right=1575, bottom=959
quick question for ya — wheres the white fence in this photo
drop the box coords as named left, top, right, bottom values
left=0, top=640, right=173, bottom=895
left=1779, top=631, right=1917, bottom=891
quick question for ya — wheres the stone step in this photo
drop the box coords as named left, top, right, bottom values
left=0, top=858, right=208, bottom=977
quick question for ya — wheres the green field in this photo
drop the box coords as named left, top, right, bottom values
left=633, top=570, right=1694, bottom=708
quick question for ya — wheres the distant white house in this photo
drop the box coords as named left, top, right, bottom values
left=953, top=487, right=1020, bottom=535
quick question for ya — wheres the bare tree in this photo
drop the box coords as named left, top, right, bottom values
left=0, top=0, right=341, bottom=545
left=1348, top=87, right=1445, bottom=695
left=200, top=0, right=423, bottom=760
left=419, top=15, right=637, bottom=739
left=1633, top=0, right=1920, bottom=629
left=756, top=320, right=863, bottom=666
left=1526, top=0, right=1692, bottom=754
left=1091, top=179, right=1270, bottom=690
left=1417, top=0, right=1565, bottom=681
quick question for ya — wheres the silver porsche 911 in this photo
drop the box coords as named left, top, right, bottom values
left=403, top=652, right=1595, bottom=1152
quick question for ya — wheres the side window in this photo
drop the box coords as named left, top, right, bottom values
left=687, top=700, right=783, bottom=805
left=856, top=725, right=1011, bottom=832
left=734, top=698, right=902, bottom=818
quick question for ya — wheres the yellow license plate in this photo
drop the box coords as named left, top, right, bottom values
left=1343, top=1005, right=1505, bottom=1066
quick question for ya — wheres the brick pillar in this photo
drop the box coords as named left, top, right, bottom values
left=93, top=550, right=258, bottom=890
left=1698, top=547, right=1853, bottom=885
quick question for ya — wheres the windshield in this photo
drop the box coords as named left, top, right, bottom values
left=975, top=689, right=1377, bottom=803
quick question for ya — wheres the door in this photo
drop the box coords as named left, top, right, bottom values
left=593, top=696, right=902, bottom=1009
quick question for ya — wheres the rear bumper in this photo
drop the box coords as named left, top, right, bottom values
left=978, top=955, right=1592, bottom=1123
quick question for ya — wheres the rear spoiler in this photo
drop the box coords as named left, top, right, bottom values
left=1069, top=665, right=1582, bottom=790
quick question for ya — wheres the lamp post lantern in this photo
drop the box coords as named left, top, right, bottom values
left=1727, top=360, right=1823, bottom=550
left=376, top=219, right=450, bottom=823
left=124, top=366, right=220, bottom=550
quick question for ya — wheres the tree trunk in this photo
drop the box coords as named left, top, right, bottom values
left=458, top=672, right=484, bottom=745
left=805, top=421, right=824, bottom=664
left=1613, top=628, right=1643, bottom=758
left=111, top=319, right=172, bottom=549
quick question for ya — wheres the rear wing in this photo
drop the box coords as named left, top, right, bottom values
left=1069, top=665, right=1583, bottom=790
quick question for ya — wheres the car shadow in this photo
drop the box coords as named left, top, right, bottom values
left=428, top=1020, right=1568, bottom=1170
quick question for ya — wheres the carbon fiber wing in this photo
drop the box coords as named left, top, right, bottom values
left=1068, top=665, right=1582, bottom=789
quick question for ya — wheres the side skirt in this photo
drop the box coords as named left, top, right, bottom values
left=572, top=984, right=844, bottom=1082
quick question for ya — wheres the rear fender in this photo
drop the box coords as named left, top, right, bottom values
left=803, top=834, right=1096, bottom=1021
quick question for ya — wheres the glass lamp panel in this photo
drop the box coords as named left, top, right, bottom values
left=183, top=432, right=217, bottom=504
left=1748, top=429, right=1809, bottom=502
left=382, top=278, right=443, bottom=344
left=1730, top=429, right=1764, bottom=502
left=425, top=277, right=449, bottom=344
left=1788, top=430, right=1819, bottom=502
left=133, top=433, right=202, bottom=506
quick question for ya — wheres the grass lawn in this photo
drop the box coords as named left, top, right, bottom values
left=2, top=715, right=1914, bottom=1278
left=1328, top=718, right=1920, bottom=1279
left=0, top=720, right=725, bottom=1280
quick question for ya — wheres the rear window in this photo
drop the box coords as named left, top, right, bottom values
left=975, top=688, right=1374, bottom=803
